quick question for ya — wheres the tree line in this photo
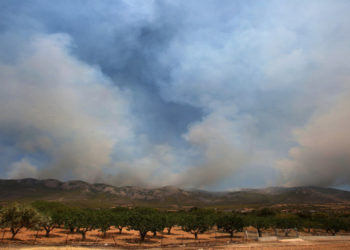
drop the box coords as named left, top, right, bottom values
left=1, top=202, right=350, bottom=241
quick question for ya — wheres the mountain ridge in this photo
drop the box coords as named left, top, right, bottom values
left=1, top=178, right=350, bottom=207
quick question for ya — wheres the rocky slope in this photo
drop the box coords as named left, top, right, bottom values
left=0, top=178, right=350, bottom=207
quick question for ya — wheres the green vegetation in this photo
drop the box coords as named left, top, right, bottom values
left=0, top=203, right=42, bottom=239
left=217, top=213, right=244, bottom=239
left=179, top=208, right=215, bottom=239
left=127, top=207, right=159, bottom=241
left=32, top=201, right=65, bottom=237
left=1, top=200, right=350, bottom=243
left=319, top=216, right=347, bottom=236
left=72, top=209, right=97, bottom=240
left=164, top=212, right=179, bottom=234
left=111, top=207, right=129, bottom=234
left=274, top=214, right=301, bottom=236
left=247, top=215, right=272, bottom=237
left=61, top=207, right=80, bottom=233
left=96, top=209, right=113, bottom=238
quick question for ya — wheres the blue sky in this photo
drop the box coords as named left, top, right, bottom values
left=1, top=0, right=350, bottom=190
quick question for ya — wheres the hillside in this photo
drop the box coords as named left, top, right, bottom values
left=0, top=178, right=350, bottom=208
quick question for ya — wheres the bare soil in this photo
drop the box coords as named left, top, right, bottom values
left=1, top=226, right=350, bottom=249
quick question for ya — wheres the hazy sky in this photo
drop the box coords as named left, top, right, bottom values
left=1, top=0, right=350, bottom=190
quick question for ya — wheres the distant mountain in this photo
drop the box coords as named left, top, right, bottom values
left=1, top=178, right=350, bottom=208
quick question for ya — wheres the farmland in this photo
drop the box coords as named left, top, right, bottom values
left=2, top=225, right=350, bottom=249
left=1, top=201, right=350, bottom=249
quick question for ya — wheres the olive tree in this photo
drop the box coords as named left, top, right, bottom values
left=180, top=208, right=215, bottom=239
left=61, top=207, right=97, bottom=240
left=74, top=209, right=97, bottom=240
left=127, top=207, right=158, bottom=241
left=274, top=214, right=301, bottom=237
left=247, top=215, right=272, bottom=237
left=149, top=212, right=166, bottom=237
left=0, top=203, right=42, bottom=239
left=32, top=201, right=65, bottom=237
left=96, top=209, right=113, bottom=238
left=320, top=216, right=347, bottom=236
left=297, top=211, right=315, bottom=233
left=61, top=207, right=80, bottom=233
left=164, top=212, right=179, bottom=234
left=217, top=213, right=244, bottom=239
left=111, top=207, right=129, bottom=234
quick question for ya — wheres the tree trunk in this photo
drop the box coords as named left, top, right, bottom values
left=284, top=229, right=290, bottom=237
left=230, top=231, right=234, bottom=238
left=167, top=227, right=172, bottom=234
left=257, top=229, right=262, bottom=237
left=119, top=227, right=123, bottom=234
left=45, top=229, right=50, bottom=237
left=10, top=228, right=20, bottom=240
left=194, top=232, right=198, bottom=239
left=140, top=232, right=146, bottom=241
left=103, top=231, right=107, bottom=238
left=70, top=226, right=74, bottom=233
left=81, top=231, right=86, bottom=241
left=153, top=231, right=157, bottom=237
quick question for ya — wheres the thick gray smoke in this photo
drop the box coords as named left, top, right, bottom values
left=1, top=1, right=350, bottom=189
left=278, top=90, right=350, bottom=186
left=178, top=112, right=250, bottom=188
left=0, top=33, right=246, bottom=187
left=1, top=34, right=133, bottom=182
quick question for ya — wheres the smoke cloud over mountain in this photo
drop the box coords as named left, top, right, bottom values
left=278, top=89, right=350, bottom=186
left=1, top=1, right=350, bottom=189
left=0, top=35, right=133, bottom=182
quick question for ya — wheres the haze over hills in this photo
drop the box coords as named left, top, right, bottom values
left=1, top=178, right=350, bottom=208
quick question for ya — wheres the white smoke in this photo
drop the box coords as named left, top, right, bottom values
left=7, top=158, right=38, bottom=179
left=278, top=89, right=350, bottom=186
left=0, top=34, right=134, bottom=182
